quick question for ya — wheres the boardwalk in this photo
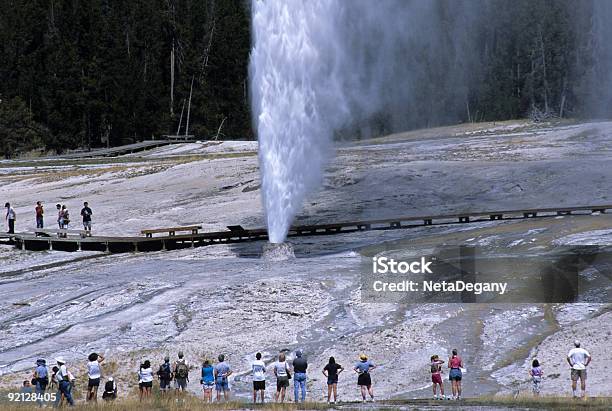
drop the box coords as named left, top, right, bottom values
left=4, top=204, right=610, bottom=253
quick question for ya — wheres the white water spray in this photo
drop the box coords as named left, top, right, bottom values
left=249, top=1, right=350, bottom=243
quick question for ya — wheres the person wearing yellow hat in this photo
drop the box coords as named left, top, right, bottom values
left=353, top=354, right=376, bottom=402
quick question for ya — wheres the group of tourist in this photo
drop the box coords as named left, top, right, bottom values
left=4, top=201, right=93, bottom=234
left=20, top=340, right=592, bottom=406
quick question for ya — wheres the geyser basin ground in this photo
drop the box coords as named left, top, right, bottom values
left=261, top=242, right=295, bottom=261
left=0, top=120, right=611, bottom=400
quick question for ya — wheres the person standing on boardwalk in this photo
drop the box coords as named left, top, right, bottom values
left=86, top=352, right=105, bottom=402
left=354, top=354, right=376, bottom=403
left=61, top=205, right=70, bottom=229
left=322, top=356, right=343, bottom=404
left=5, top=202, right=16, bottom=234
left=448, top=349, right=463, bottom=400
left=35, top=201, right=44, bottom=229
left=214, top=354, right=232, bottom=402
left=251, top=352, right=266, bottom=403
left=273, top=352, right=290, bottom=403
left=567, top=340, right=591, bottom=399
left=80, top=202, right=93, bottom=235
left=56, top=204, right=63, bottom=228
left=292, top=349, right=307, bottom=403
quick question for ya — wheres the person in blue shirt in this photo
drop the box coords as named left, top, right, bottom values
left=214, top=354, right=232, bottom=402
left=200, top=360, right=215, bottom=403
left=353, top=354, right=376, bottom=402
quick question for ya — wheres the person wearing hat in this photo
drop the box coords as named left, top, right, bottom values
left=174, top=351, right=189, bottom=393
left=86, top=352, right=105, bottom=402
left=32, top=359, right=49, bottom=406
left=5, top=202, right=16, bottom=234
left=292, top=350, right=308, bottom=403
left=353, top=354, right=376, bottom=402
left=156, top=356, right=173, bottom=396
left=214, top=354, right=232, bottom=402
left=55, top=357, right=74, bottom=406
left=567, top=340, right=591, bottom=398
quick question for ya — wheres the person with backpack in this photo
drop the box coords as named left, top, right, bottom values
left=55, top=357, right=74, bottom=406
left=80, top=202, right=93, bottom=235
left=138, top=360, right=153, bottom=401
left=273, top=352, right=290, bottom=403
left=86, top=352, right=105, bottom=402
left=35, top=201, right=44, bottom=229
left=430, top=355, right=446, bottom=400
left=292, top=350, right=308, bottom=403
left=201, top=360, right=215, bottom=403
left=252, top=352, right=266, bottom=403
left=214, top=354, right=232, bottom=402
left=354, top=354, right=376, bottom=403
left=61, top=205, right=70, bottom=229
left=156, top=356, right=173, bottom=396
left=174, top=351, right=189, bottom=393
left=5, top=202, right=16, bottom=234
left=102, top=377, right=117, bottom=401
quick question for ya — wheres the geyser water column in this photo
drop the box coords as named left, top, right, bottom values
left=249, top=1, right=350, bottom=244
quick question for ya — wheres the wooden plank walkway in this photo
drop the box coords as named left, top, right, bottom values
left=58, top=140, right=173, bottom=159
left=5, top=204, right=611, bottom=253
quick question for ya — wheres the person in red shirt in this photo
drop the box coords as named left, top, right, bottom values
left=448, top=349, right=463, bottom=400
left=35, top=201, right=44, bottom=229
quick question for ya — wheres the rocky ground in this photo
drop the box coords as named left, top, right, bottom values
left=0, top=119, right=611, bottom=402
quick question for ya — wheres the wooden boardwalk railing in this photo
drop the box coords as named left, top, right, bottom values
left=5, top=204, right=611, bottom=253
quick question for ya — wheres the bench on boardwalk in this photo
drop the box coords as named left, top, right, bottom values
left=141, top=225, right=202, bottom=238
left=35, top=228, right=89, bottom=238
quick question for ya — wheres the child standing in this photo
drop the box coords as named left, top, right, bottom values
left=430, top=355, right=446, bottom=400
left=529, top=359, right=543, bottom=396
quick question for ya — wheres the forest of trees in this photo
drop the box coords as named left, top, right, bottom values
left=0, top=0, right=611, bottom=157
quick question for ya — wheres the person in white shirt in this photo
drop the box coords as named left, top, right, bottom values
left=86, top=352, right=105, bottom=402
left=55, top=357, right=74, bottom=406
left=566, top=340, right=591, bottom=398
left=138, top=360, right=154, bottom=401
left=5, top=202, right=16, bottom=234
left=252, top=352, right=266, bottom=403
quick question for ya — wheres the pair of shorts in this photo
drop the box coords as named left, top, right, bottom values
left=175, top=378, right=187, bottom=390
left=139, top=381, right=153, bottom=389
left=327, top=377, right=338, bottom=385
left=159, top=379, right=171, bottom=390
left=571, top=368, right=587, bottom=381
left=357, top=373, right=371, bottom=387
left=202, top=381, right=214, bottom=390
left=276, top=376, right=289, bottom=391
left=449, top=368, right=462, bottom=381
left=253, top=380, right=266, bottom=391
left=88, top=378, right=100, bottom=388
left=431, top=373, right=443, bottom=385
left=83, top=221, right=92, bottom=229
left=216, top=378, right=229, bottom=391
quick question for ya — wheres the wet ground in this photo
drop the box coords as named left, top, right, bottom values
left=0, top=120, right=611, bottom=401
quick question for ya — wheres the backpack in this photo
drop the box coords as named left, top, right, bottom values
left=176, top=362, right=189, bottom=379
left=158, top=363, right=172, bottom=380
left=104, top=380, right=115, bottom=393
